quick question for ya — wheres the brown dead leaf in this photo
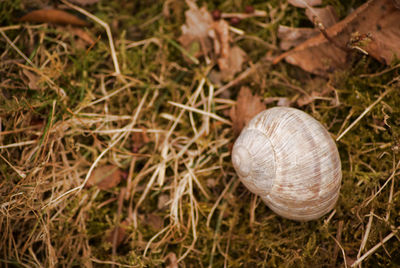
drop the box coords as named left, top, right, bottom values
left=275, top=0, right=400, bottom=75
left=19, top=9, right=88, bottom=26
left=288, top=0, right=322, bottom=8
left=145, top=214, right=164, bottom=231
left=213, top=19, right=230, bottom=70
left=69, top=27, right=95, bottom=46
left=178, top=0, right=247, bottom=80
left=165, top=252, right=178, bottom=268
left=305, top=6, right=338, bottom=27
left=178, top=0, right=214, bottom=59
left=281, top=2, right=337, bottom=51
left=219, top=46, right=247, bottom=80
left=21, top=69, right=41, bottom=90
left=278, top=25, right=319, bottom=50
left=106, top=219, right=130, bottom=247
left=206, top=178, right=216, bottom=188
left=157, top=194, right=170, bottom=210
left=69, top=0, right=99, bottom=5
left=86, top=165, right=122, bottom=190
left=211, top=20, right=246, bottom=80
left=229, top=87, right=265, bottom=135
left=131, top=128, right=150, bottom=153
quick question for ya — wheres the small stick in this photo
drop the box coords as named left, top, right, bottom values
left=313, top=17, right=350, bottom=54
left=0, top=140, right=36, bottom=149
left=336, top=88, right=393, bottom=141
left=357, top=209, right=374, bottom=260
left=168, top=101, right=231, bottom=125
left=351, top=227, right=399, bottom=267
left=0, top=154, right=26, bottom=179
left=385, top=174, right=395, bottom=221
left=221, top=10, right=267, bottom=20
left=330, top=233, right=348, bottom=268
left=332, top=220, right=344, bottom=266
left=112, top=188, right=126, bottom=268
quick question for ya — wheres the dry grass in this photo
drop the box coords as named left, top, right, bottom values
left=1, top=0, right=400, bottom=267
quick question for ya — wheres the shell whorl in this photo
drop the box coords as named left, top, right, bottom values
left=232, top=107, right=342, bottom=221
left=232, top=128, right=276, bottom=197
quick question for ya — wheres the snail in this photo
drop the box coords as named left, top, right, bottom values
left=232, top=107, right=342, bottom=221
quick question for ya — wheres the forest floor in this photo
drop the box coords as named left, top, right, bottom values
left=1, top=0, right=399, bottom=267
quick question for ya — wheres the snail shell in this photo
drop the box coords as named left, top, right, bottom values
left=232, top=107, right=342, bottom=221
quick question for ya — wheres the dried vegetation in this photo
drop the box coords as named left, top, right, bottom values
left=0, top=0, right=400, bottom=267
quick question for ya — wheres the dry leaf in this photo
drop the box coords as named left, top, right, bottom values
left=213, top=19, right=230, bottom=69
left=19, top=9, right=88, bottom=26
left=305, top=6, right=338, bottom=27
left=165, top=252, right=178, bottom=268
left=69, top=27, right=95, bottom=46
left=146, top=214, right=164, bottom=231
left=178, top=0, right=214, bottom=58
left=86, top=165, right=122, bottom=190
left=281, top=3, right=337, bottom=51
left=206, top=178, right=216, bottom=188
left=106, top=219, right=129, bottom=247
left=275, top=0, right=400, bottom=75
left=229, top=87, right=265, bottom=135
left=178, top=0, right=247, bottom=80
left=157, top=194, right=170, bottom=210
left=21, top=69, right=40, bottom=90
left=69, top=0, right=99, bottom=5
left=219, top=46, right=247, bottom=80
left=278, top=25, right=319, bottom=50
left=288, top=0, right=322, bottom=8
left=131, top=128, right=149, bottom=153
left=278, top=5, right=337, bottom=51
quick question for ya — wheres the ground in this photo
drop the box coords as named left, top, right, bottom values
left=0, top=0, right=399, bottom=267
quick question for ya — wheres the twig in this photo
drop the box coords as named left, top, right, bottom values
left=332, top=220, right=344, bottom=267
left=330, top=233, right=348, bottom=268
left=357, top=209, right=374, bottom=260
left=112, top=188, right=126, bottom=268
left=336, top=88, right=393, bottom=141
left=351, top=227, right=399, bottom=267
left=0, top=154, right=26, bottom=179
left=313, top=17, right=349, bottom=54
left=0, top=140, right=36, bottom=149
left=0, top=30, right=34, bottom=66
left=168, top=101, right=231, bottom=125
left=221, top=10, right=267, bottom=19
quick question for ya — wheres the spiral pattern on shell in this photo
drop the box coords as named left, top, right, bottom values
left=232, top=107, right=342, bottom=221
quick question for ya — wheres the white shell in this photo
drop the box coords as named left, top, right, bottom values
left=232, top=107, right=342, bottom=221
